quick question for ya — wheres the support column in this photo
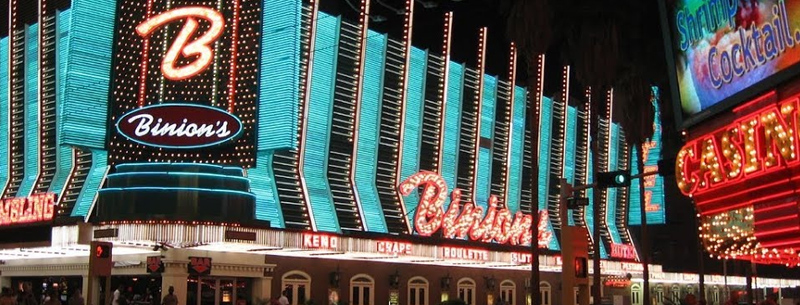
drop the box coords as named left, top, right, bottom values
left=0, top=276, right=11, bottom=289
left=161, top=263, right=189, bottom=305
left=84, top=275, right=101, bottom=305
left=252, top=277, right=273, bottom=302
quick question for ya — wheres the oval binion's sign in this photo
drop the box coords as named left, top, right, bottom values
left=116, top=103, right=243, bottom=149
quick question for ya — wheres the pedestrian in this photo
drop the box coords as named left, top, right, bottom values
left=1, top=288, right=16, bottom=305
left=113, top=285, right=125, bottom=305
left=43, top=291, right=60, bottom=305
left=161, top=287, right=177, bottom=305
left=68, top=290, right=84, bottom=305
left=278, top=291, right=289, bottom=305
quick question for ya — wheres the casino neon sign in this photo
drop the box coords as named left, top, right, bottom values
left=676, top=92, right=800, bottom=200
left=398, top=171, right=552, bottom=247
left=0, top=193, right=56, bottom=226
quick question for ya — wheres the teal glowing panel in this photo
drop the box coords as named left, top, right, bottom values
left=606, top=124, right=622, bottom=244
left=585, top=149, right=608, bottom=258
left=18, top=24, right=40, bottom=197
left=59, top=0, right=114, bottom=149
left=302, top=13, right=340, bottom=233
left=441, top=63, right=464, bottom=210
left=0, top=38, right=8, bottom=195
left=399, top=47, right=427, bottom=221
left=354, top=31, right=388, bottom=233
left=258, top=0, right=301, bottom=151
left=565, top=107, right=577, bottom=226
left=538, top=97, right=558, bottom=250
left=629, top=87, right=666, bottom=225
left=50, top=9, right=75, bottom=195
left=506, top=86, right=527, bottom=213
left=71, top=150, right=108, bottom=217
left=249, top=151, right=285, bottom=227
left=475, top=75, right=496, bottom=208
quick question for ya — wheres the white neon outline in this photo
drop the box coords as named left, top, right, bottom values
left=435, top=12, right=453, bottom=176
left=470, top=27, right=487, bottom=204
left=502, top=42, right=517, bottom=205
left=558, top=65, right=570, bottom=224
left=135, top=6, right=225, bottom=81
left=394, top=0, right=414, bottom=234
left=297, top=0, right=320, bottom=232
left=534, top=54, right=546, bottom=211
left=32, top=0, right=44, bottom=196
left=2, top=0, right=13, bottom=199
left=348, top=0, right=371, bottom=231
left=583, top=87, right=594, bottom=244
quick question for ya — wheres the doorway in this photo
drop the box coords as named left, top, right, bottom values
left=189, top=278, right=252, bottom=305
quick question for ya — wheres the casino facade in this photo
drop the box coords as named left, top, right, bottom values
left=1, top=1, right=796, bottom=305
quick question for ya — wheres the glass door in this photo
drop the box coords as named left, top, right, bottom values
left=219, top=279, right=236, bottom=305
left=194, top=278, right=245, bottom=305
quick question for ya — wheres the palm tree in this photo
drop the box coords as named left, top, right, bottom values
left=563, top=2, right=622, bottom=303
left=503, top=0, right=552, bottom=304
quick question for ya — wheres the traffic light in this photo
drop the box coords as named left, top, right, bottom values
left=574, top=257, right=588, bottom=278
left=95, top=244, right=110, bottom=258
left=90, top=241, right=113, bottom=276
left=596, top=170, right=631, bottom=188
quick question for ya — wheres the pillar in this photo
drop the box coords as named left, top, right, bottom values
left=0, top=276, right=11, bottom=289
left=84, top=275, right=101, bottom=305
left=161, top=263, right=189, bottom=305
left=252, top=277, right=273, bottom=302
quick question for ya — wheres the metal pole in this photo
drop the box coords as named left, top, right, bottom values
left=723, top=259, right=729, bottom=298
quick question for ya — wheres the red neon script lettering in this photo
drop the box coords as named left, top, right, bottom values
left=136, top=7, right=225, bottom=81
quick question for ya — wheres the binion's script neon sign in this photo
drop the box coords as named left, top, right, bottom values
left=398, top=171, right=552, bottom=248
left=136, top=7, right=224, bottom=81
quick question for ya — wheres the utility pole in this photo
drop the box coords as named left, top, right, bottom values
left=560, top=179, right=591, bottom=305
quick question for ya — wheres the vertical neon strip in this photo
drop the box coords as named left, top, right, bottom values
left=301, top=12, right=340, bottom=233
left=227, top=0, right=239, bottom=113
left=348, top=0, right=371, bottom=230
left=138, top=0, right=154, bottom=107
left=71, top=150, right=108, bottom=219
left=2, top=0, right=10, bottom=198
left=565, top=106, right=577, bottom=226
left=18, top=24, right=39, bottom=197
left=249, top=151, right=285, bottom=227
left=0, top=37, right=8, bottom=198
left=584, top=87, right=595, bottom=244
left=394, top=0, right=414, bottom=233
left=502, top=43, right=517, bottom=204
left=441, top=63, right=463, bottom=210
left=49, top=9, right=75, bottom=195
left=506, top=86, right=526, bottom=214
left=354, top=31, right=388, bottom=233
left=556, top=65, right=570, bottom=228
left=211, top=0, right=221, bottom=105
left=475, top=75, right=495, bottom=208
left=435, top=12, right=453, bottom=175
left=35, top=0, right=44, bottom=194
left=399, top=48, right=427, bottom=221
left=470, top=27, right=486, bottom=203
left=297, top=0, right=320, bottom=231
left=158, top=0, right=172, bottom=101
left=607, top=123, right=621, bottom=244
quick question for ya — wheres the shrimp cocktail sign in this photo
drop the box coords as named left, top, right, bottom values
left=668, top=0, right=800, bottom=121
left=115, top=6, right=243, bottom=149
left=398, top=171, right=553, bottom=248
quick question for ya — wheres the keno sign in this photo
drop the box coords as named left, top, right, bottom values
left=117, top=104, right=243, bottom=149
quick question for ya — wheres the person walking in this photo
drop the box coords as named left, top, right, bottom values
left=161, top=287, right=177, bottom=305
left=68, top=290, right=84, bottom=305
left=1, top=288, right=17, bottom=305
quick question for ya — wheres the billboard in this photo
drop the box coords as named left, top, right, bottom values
left=661, top=0, right=800, bottom=127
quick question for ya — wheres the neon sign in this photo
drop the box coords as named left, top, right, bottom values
left=377, top=241, right=412, bottom=255
left=116, top=104, right=243, bottom=149
left=676, top=92, right=799, bottom=198
left=609, top=243, right=637, bottom=260
left=441, top=246, right=489, bottom=261
left=303, top=233, right=339, bottom=249
left=398, top=171, right=553, bottom=247
left=0, top=193, right=56, bottom=226
left=136, top=7, right=225, bottom=81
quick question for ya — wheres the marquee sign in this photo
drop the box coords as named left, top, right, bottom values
left=116, top=104, right=243, bottom=149
left=0, top=193, right=56, bottom=226
left=398, top=171, right=552, bottom=247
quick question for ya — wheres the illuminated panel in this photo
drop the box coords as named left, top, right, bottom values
left=33, top=0, right=59, bottom=195
left=505, top=86, right=527, bottom=213
left=248, top=152, right=284, bottom=227
left=564, top=106, right=577, bottom=226
left=630, top=88, right=666, bottom=225
left=495, top=44, right=516, bottom=207
left=398, top=47, right=428, bottom=223
left=419, top=53, right=446, bottom=174
left=354, top=31, right=388, bottom=233
left=300, top=13, right=340, bottom=233
left=573, top=90, right=591, bottom=228
left=17, top=24, right=40, bottom=197
left=475, top=75, right=496, bottom=209
left=58, top=0, right=113, bottom=150
left=440, top=63, right=464, bottom=210
left=471, top=28, right=489, bottom=206
left=606, top=124, right=622, bottom=244
left=258, top=0, right=302, bottom=150
left=0, top=38, right=8, bottom=198
left=48, top=10, right=74, bottom=196
left=434, top=12, right=454, bottom=177
left=328, top=20, right=365, bottom=231
left=538, top=97, right=552, bottom=221
left=272, top=2, right=316, bottom=230
left=586, top=149, right=608, bottom=258
left=616, top=133, right=634, bottom=245
left=3, top=0, right=25, bottom=199
left=548, top=66, right=569, bottom=237
left=455, top=67, right=480, bottom=204
left=70, top=150, right=108, bottom=217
